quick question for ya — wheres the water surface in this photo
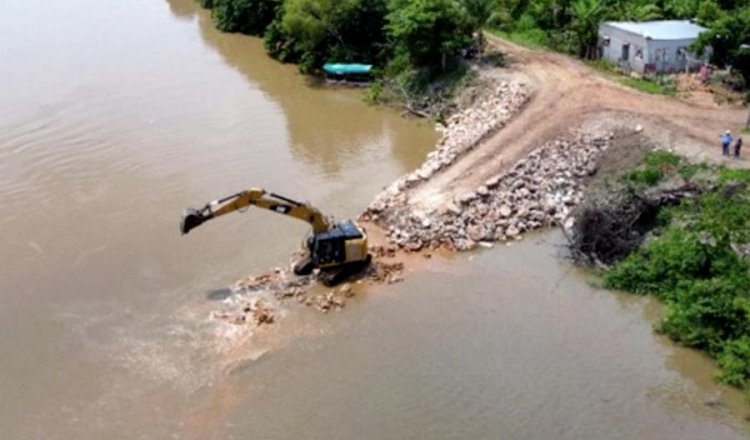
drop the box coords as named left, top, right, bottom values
left=1, top=0, right=749, bottom=439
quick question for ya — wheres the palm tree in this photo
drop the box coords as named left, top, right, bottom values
left=570, top=0, right=605, bottom=59
left=617, top=0, right=661, bottom=22
left=461, top=0, right=500, bottom=58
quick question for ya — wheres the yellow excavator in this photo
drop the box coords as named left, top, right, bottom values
left=180, top=188, right=371, bottom=286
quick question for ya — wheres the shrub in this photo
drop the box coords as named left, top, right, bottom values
left=644, top=150, right=680, bottom=168
left=601, top=158, right=750, bottom=392
left=661, top=276, right=750, bottom=353
left=626, top=167, right=663, bottom=186
left=718, top=336, right=750, bottom=387
left=604, top=229, right=730, bottom=296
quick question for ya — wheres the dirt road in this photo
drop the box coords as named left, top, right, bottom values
left=408, top=36, right=748, bottom=213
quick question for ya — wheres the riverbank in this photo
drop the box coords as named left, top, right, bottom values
left=214, top=33, right=749, bottom=329
left=563, top=148, right=750, bottom=397
left=362, top=34, right=748, bottom=253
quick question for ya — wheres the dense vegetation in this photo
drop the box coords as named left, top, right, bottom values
left=598, top=153, right=750, bottom=392
left=198, top=0, right=480, bottom=75
left=492, top=0, right=750, bottom=86
left=197, top=0, right=750, bottom=94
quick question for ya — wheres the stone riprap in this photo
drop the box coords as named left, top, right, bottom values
left=363, top=132, right=613, bottom=251
left=375, top=79, right=530, bottom=199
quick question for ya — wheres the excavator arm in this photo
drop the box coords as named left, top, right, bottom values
left=180, top=188, right=330, bottom=235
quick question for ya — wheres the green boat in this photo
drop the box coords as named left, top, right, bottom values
left=323, top=63, right=373, bottom=82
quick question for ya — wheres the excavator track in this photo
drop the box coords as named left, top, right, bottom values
left=317, top=254, right=372, bottom=287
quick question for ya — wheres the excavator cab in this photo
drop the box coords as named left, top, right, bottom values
left=292, top=219, right=370, bottom=286
left=312, top=220, right=367, bottom=267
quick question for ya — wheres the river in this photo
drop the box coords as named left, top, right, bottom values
left=1, top=0, right=749, bottom=439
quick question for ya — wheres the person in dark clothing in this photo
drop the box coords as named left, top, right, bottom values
left=735, top=137, right=743, bottom=159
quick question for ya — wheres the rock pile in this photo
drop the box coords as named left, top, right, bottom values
left=212, top=256, right=406, bottom=326
left=363, top=132, right=613, bottom=251
left=370, top=80, right=529, bottom=211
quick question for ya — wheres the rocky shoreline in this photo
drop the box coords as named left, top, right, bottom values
left=363, top=132, right=612, bottom=251
left=373, top=78, right=529, bottom=197
left=211, top=258, right=406, bottom=326
left=362, top=76, right=615, bottom=251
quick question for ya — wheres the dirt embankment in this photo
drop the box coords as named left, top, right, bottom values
left=362, top=131, right=612, bottom=250
left=362, top=35, right=749, bottom=253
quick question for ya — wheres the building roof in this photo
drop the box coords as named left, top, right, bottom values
left=603, top=20, right=707, bottom=40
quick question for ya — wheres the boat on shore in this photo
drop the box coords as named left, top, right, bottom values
left=323, top=63, right=373, bottom=84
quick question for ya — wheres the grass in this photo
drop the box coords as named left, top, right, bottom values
left=487, top=28, right=549, bottom=50
left=622, top=150, right=689, bottom=187
left=587, top=59, right=677, bottom=97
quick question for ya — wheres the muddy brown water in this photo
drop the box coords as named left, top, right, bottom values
left=2, top=0, right=750, bottom=439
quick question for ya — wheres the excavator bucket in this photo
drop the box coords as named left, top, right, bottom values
left=180, top=208, right=206, bottom=235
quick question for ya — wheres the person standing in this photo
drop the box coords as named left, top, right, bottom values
left=735, top=137, right=743, bottom=159
left=721, top=130, right=733, bottom=156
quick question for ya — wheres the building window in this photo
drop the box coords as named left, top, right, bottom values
left=655, top=48, right=667, bottom=62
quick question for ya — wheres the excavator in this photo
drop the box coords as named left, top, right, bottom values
left=180, top=188, right=371, bottom=286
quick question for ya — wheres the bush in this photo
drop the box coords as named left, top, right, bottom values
left=600, top=158, right=750, bottom=391
left=644, top=150, right=680, bottom=168
left=661, top=276, right=750, bottom=353
left=718, top=336, right=750, bottom=387
left=604, top=229, right=730, bottom=296
left=623, top=151, right=681, bottom=187
left=627, top=167, right=663, bottom=186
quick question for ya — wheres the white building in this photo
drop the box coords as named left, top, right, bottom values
left=598, top=20, right=708, bottom=74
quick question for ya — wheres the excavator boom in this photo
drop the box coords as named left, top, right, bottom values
left=181, top=186, right=370, bottom=286
left=180, top=188, right=330, bottom=235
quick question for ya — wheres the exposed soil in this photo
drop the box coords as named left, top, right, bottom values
left=403, top=35, right=748, bottom=216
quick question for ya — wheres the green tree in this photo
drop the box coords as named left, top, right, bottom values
left=616, top=0, right=662, bottom=21
left=461, top=0, right=501, bottom=56
left=491, top=0, right=532, bottom=26
left=528, top=0, right=572, bottom=29
left=386, top=0, right=472, bottom=70
left=570, top=0, right=605, bottom=59
left=693, top=6, right=750, bottom=68
left=212, top=0, right=280, bottom=35
left=696, top=0, right=726, bottom=25
left=281, top=0, right=389, bottom=70
left=661, top=0, right=700, bottom=19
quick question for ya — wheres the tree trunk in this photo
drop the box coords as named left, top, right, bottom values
left=746, top=106, right=750, bottom=130
left=478, top=33, right=485, bottom=62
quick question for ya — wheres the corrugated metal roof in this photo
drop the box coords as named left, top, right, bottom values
left=603, top=20, right=707, bottom=40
